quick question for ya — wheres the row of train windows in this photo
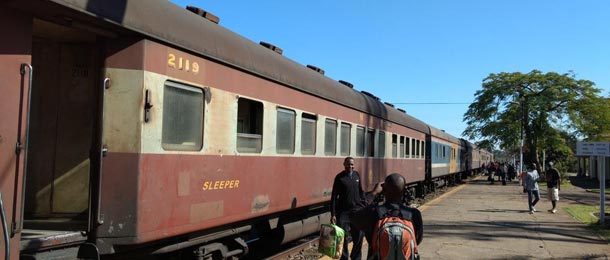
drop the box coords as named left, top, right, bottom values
left=160, top=81, right=425, bottom=158
left=434, top=144, right=461, bottom=160
left=433, top=144, right=457, bottom=160
left=390, top=134, right=424, bottom=159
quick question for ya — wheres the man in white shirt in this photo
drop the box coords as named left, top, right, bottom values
left=525, top=163, right=540, bottom=214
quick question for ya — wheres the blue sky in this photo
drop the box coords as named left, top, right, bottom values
left=170, top=0, right=610, bottom=141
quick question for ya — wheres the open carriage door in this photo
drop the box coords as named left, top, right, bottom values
left=18, top=15, right=107, bottom=259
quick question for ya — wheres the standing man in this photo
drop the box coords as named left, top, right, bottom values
left=546, top=162, right=561, bottom=213
left=525, top=163, right=540, bottom=214
left=331, top=157, right=364, bottom=260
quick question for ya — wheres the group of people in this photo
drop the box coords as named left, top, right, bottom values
left=330, top=157, right=423, bottom=260
left=328, top=157, right=562, bottom=259
left=522, top=162, right=562, bottom=214
left=484, top=161, right=517, bottom=185
left=484, top=160, right=562, bottom=214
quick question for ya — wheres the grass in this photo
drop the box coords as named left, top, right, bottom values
left=564, top=205, right=610, bottom=243
left=586, top=188, right=610, bottom=194
left=536, top=180, right=573, bottom=189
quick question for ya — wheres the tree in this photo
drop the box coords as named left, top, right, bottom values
left=463, top=70, right=607, bottom=168
left=568, top=95, right=610, bottom=141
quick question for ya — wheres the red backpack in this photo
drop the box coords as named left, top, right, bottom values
left=371, top=204, right=419, bottom=260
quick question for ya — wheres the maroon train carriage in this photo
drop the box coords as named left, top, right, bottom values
left=460, top=139, right=493, bottom=177
left=0, top=0, right=433, bottom=259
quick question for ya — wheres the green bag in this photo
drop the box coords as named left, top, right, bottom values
left=318, top=224, right=345, bottom=259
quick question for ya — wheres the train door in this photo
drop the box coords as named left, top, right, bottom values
left=20, top=17, right=103, bottom=256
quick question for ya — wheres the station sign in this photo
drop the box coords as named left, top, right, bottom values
left=576, top=141, right=610, bottom=156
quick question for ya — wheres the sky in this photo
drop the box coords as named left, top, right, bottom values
left=169, top=0, right=610, bottom=141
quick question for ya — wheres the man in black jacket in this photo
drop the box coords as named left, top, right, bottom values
left=331, top=157, right=365, bottom=260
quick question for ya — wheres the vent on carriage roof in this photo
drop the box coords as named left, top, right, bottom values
left=397, top=108, right=406, bottom=113
left=259, top=41, right=283, bottom=55
left=186, top=6, right=220, bottom=24
left=338, top=80, right=353, bottom=88
left=361, top=91, right=380, bottom=101
left=384, top=102, right=395, bottom=108
left=306, top=65, right=325, bottom=75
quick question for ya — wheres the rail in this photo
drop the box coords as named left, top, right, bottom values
left=264, top=236, right=320, bottom=260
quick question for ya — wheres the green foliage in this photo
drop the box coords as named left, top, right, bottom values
left=463, top=70, right=607, bottom=167
left=569, top=95, right=610, bottom=141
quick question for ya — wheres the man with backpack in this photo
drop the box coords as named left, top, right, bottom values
left=350, top=173, right=423, bottom=260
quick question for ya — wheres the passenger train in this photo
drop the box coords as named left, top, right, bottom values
left=0, top=1, right=493, bottom=259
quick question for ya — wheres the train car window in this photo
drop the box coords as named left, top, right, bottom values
left=162, top=81, right=204, bottom=151
left=356, top=126, right=365, bottom=156
left=324, top=119, right=337, bottom=156
left=416, top=140, right=420, bottom=158
left=366, top=129, right=375, bottom=157
left=301, top=113, right=317, bottom=155
left=340, top=123, right=351, bottom=156
left=276, top=108, right=295, bottom=154
left=237, top=98, right=263, bottom=153
left=391, top=134, right=398, bottom=158
left=405, top=137, right=410, bottom=158
left=436, top=144, right=439, bottom=159
left=411, top=139, right=416, bottom=158
left=443, top=146, right=446, bottom=158
left=399, top=136, right=405, bottom=158
left=378, top=131, right=386, bottom=158
left=439, top=144, right=442, bottom=159
left=422, top=141, right=425, bottom=158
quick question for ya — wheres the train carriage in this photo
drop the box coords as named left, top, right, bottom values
left=0, top=0, right=443, bottom=259
left=460, top=139, right=492, bottom=177
left=427, top=126, right=461, bottom=176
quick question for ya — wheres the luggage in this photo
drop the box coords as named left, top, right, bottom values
left=372, top=204, right=419, bottom=260
left=318, top=223, right=345, bottom=259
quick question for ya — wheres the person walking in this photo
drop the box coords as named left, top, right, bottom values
left=524, top=163, right=541, bottom=214
left=331, top=157, right=365, bottom=260
left=508, top=163, right=516, bottom=182
left=545, top=162, right=561, bottom=213
left=489, top=162, right=496, bottom=184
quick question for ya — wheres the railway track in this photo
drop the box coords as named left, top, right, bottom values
left=264, top=236, right=321, bottom=260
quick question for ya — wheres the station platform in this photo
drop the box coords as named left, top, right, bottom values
left=418, top=175, right=610, bottom=259
left=321, top=175, right=610, bottom=260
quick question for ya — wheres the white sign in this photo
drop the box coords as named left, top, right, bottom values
left=576, top=142, right=610, bottom=156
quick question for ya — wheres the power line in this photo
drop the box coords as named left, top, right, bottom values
left=392, top=102, right=470, bottom=105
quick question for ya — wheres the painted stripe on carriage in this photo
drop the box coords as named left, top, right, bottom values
left=432, top=163, right=449, bottom=168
